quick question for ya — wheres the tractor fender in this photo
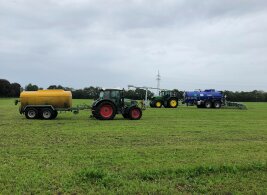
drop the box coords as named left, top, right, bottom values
left=167, top=97, right=178, bottom=101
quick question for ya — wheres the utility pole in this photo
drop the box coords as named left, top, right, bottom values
left=156, top=70, right=161, bottom=95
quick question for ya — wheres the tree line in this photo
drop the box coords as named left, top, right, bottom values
left=1, top=79, right=267, bottom=102
left=0, top=79, right=21, bottom=97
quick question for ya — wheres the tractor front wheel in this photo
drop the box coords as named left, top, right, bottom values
left=129, top=107, right=142, bottom=120
left=155, top=101, right=162, bottom=108
left=95, top=102, right=116, bottom=120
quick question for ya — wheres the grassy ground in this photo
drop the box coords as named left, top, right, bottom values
left=0, top=99, right=266, bottom=194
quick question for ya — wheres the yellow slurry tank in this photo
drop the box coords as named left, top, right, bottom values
left=19, top=90, right=72, bottom=119
left=20, top=90, right=72, bottom=109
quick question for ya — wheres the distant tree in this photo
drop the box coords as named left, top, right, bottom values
left=9, top=83, right=21, bottom=97
left=223, top=90, right=267, bottom=102
left=83, top=86, right=102, bottom=99
left=25, top=83, right=38, bottom=91
left=124, top=89, right=154, bottom=100
left=47, top=85, right=64, bottom=89
left=0, top=79, right=11, bottom=97
left=72, top=89, right=87, bottom=99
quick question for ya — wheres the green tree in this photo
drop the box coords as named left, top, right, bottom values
left=10, top=83, right=21, bottom=97
left=25, top=83, right=39, bottom=91
left=0, top=79, right=11, bottom=97
left=47, top=85, right=64, bottom=89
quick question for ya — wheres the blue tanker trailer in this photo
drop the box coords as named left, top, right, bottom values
left=183, top=89, right=225, bottom=108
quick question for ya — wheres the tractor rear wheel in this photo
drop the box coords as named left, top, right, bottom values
left=25, top=108, right=38, bottom=119
left=129, top=107, right=142, bottom=120
left=95, top=102, right=116, bottom=120
left=205, top=101, right=212, bottom=108
left=168, top=98, right=178, bottom=108
left=155, top=101, right=162, bottom=108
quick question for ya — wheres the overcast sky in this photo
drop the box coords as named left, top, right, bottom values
left=1, top=0, right=267, bottom=91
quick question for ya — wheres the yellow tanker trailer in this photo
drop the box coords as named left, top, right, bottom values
left=17, top=90, right=73, bottom=119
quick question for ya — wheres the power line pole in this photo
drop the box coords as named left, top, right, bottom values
left=156, top=70, right=161, bottom=95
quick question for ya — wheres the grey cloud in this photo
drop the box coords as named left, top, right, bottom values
left=0, top=0, right=267, bottom=91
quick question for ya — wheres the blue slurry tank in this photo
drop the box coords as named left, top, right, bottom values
left=183, top=89, right=224, bottom=109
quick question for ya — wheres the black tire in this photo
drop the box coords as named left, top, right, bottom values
left=168, top=98, right=178, bottom=108
left=41, top=108, right=54, bottom=120
left=213, top=101, right=221, bottom=109
left=94, top=101, right=116, bottom=120
left=25, top=108, right=38, bottom=119
left=205, top=101, right=212, bottom=108
left=155, top=101, right=162, bottom=108
left=150, top=101, right=155, bottom=108
left=128, top=107, right=142, bottom=120
left=51, top=110, right=58, bottom=119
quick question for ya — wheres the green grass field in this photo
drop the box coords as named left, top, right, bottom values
left=0, top=99, right=266, bottom=194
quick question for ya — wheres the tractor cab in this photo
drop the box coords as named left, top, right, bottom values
left=92, top=89, right=142, bottom=120
left=150, top=90, right=178, bottom=108
left=98, top=89, right=124, bottom=107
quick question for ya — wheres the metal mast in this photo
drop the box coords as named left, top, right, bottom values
left=156, top=70, right=161, bottom=95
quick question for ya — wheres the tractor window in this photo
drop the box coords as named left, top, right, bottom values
left=103, top=91, right=110, bottom=99
left=111, top=91, right=120, bottom=99
left=99, top=91, right=104, bottom=98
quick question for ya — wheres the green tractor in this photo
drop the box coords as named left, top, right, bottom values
left=91, top=89, right=143, bottom=120
left=150, top=90, right=178, bottom=108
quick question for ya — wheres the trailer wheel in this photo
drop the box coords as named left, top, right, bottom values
left=95, top=102, right=116, bottom=120
left=168, top=98, right=178, bottom=108
left=51, top=110, right=58, bottom=119
left=205, top=101, right=212, bottom=108
left=41, top=108, right=53, bottom=120
left=155, top=101, right=162, bottom=108
left=129, top=107, right=142, bottom=120
left=25, top=108, right=38, bottom=119
left=213, top=101, right=221, bottom=109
